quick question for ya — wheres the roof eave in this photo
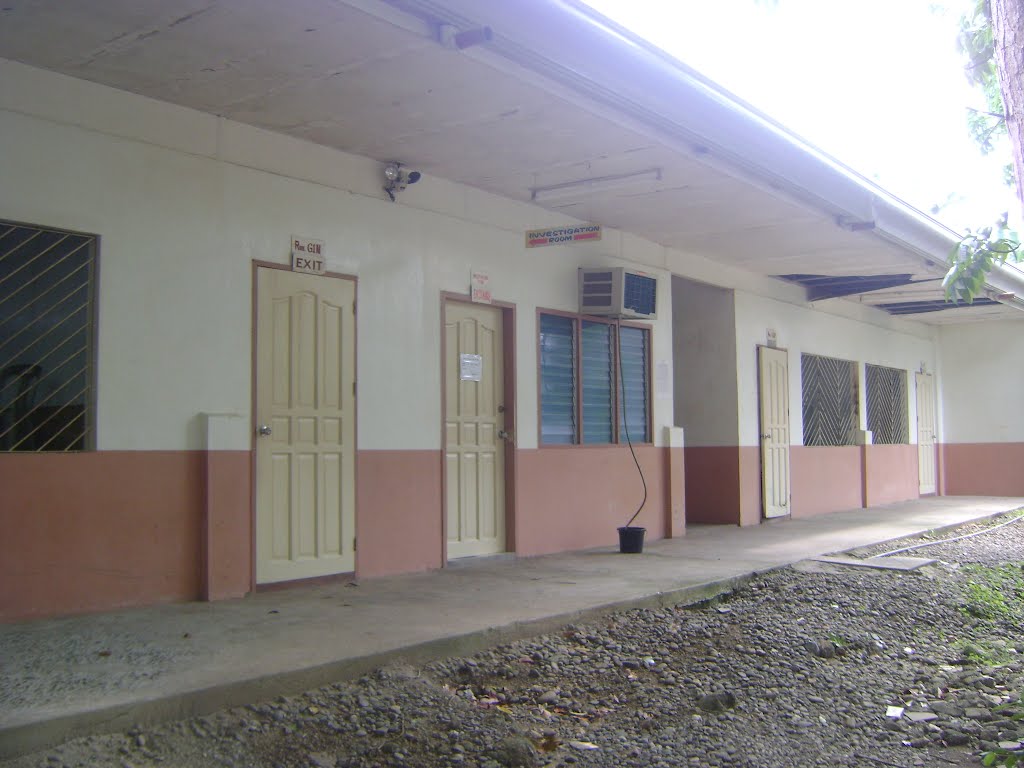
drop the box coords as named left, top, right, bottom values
left=384, top=0, right=1024, bottom=313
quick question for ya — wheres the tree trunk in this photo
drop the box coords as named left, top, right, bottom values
left=991, top=0, right=1024, bottom=219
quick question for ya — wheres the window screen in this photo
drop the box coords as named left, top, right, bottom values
left=801, top=353, right=858, bottom=447
left=0, top=221, right=96, bottom=452
left=618, top=325, right=649, bottom=443
left=538, top=312, right=651, bottom=446
left=581, top=320, right=614, bottom=444
left=866, top=364, right=909, bottom=444
left=539, top=313, right=575, bottom=445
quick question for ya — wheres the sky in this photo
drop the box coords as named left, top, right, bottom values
left=582, top=0, right=1019, bottom=234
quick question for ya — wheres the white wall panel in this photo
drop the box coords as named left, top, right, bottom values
left=733, top=292, right=938, bottom=447
left=938, top=320, right=1024, bottom=443
left=0, top=61, right=674, bottom=451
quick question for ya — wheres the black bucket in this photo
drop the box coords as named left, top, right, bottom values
left=617, top=526, right=646, bottom=554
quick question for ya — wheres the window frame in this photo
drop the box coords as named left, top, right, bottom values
left=800, top=352, right=859, bottom=447
left=536, top=308, right=652, bottom=448
left=0, top=218, right=99, bottom=453
left=865, top=363, right=910, bottom=445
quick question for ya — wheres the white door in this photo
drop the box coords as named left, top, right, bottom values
left=758, top=346, right=791, bottom=519
left=916, top=371, right=937, bottom=495
left=444, top=301, right=506, bottom=559
left=255, top=267, right=356, bottom=584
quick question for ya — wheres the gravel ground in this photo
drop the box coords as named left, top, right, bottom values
left=5, top=513, right=1024, bottom=768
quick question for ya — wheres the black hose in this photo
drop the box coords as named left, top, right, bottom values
left=619, top=324, right=647, bottom=528
left=874, top=509, right=1024, bottom=558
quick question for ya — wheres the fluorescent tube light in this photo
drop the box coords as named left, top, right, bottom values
left=531, top=168, right=662, bottom=203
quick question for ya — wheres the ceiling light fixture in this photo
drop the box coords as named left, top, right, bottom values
left=835, top=215, right=876, bottom=232
left=530, top=168, right=663, bottom=203
left=437, top=23, right=494, bottom=50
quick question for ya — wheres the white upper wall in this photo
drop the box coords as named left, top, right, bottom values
left=734, top=291, right=939, bottom=447
left=3, top=59, right=967, bottom=455
left=938, top=319, right=1024, bottom=444
left=0, top=60, right=675, bottom=451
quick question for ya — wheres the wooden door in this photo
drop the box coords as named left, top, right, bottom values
left=916, top=372, right=937, bottom=495
left=758, top=346, right=791, bottom=519
left=255, top=267, right=356, bottom=583
left=444, top=301, right=506, bottom=559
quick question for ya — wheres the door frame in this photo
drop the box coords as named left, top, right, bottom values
left=757, top=344, right=791, bottom=520
left=250, top=261, right=359, bottom=590
left=439, top=292, right=517, bottom=565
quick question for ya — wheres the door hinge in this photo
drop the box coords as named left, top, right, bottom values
left=353, top=536, right=357, bottom=552
left=352, top=381, right=356, bottom=396
left=352, top=301, right=356, bottom=315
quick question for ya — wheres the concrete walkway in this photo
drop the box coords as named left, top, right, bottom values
left=2, top=495, right=1023, bottom=758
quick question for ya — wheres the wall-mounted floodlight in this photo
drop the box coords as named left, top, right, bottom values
left=383, top=162, right=421, bottom=202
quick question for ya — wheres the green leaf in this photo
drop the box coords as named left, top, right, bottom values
left=944, top=229, right=1023, bottom=302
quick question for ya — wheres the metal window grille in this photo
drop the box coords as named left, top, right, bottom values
left=866, top=364, right=908, bottom=444
left=0, top=221, right=97, bottom=451
left=801, top=353, right=858, bottom=446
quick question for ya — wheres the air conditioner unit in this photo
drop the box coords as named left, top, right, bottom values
left=579, top=267, right=657, bottom=320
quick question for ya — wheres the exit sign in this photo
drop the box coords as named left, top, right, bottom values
left=291, top=236, right=325, bottom=275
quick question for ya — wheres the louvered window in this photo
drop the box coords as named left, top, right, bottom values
left=0, top=221, right=97, bottom=452
left=866, top=364, right=909, bottom=444
left=539, top=312, right=650, bottom=445
left=539, top=314, right=575, bottom=445
left=801, top=353, right=858, bottom=447
left=581, top=320, right=614, bottom=443
left=618, top=325, right=649, bottom=442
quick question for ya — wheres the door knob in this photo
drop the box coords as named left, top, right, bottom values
left=498, top=429, right=514, bottom=441
left=257, top=424, right=273, bottom=437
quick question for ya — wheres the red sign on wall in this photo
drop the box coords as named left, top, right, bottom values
left=471, top=270, right=492, bottom=304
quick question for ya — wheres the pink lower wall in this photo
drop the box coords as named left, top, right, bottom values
left=683, top=446, right=741, bottom=524
left=790, top=446, right=862, bottom=518
left=3, top=438, right=954, bottom=622
left=942, top=443, right=1024, bottom=496
left=0, top=451, right=205, bottom=622
left=1, top=448, right=445, bottom=621
left=738, top=447, right=762, bottom=527
left=692, top=443, right=924, bottom=525
left=515, top=446, right=668, bottom=556
left=864, top=444, right=919, bottom=507
left=682, top=446, right=760, bottom=526
left=1, top=445, right=670, bottom=621
left=202, top=451, right=252, bottom=601
left=356, top=450, right=443, bottom=578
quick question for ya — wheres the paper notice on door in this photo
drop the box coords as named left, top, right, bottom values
left=460, top=354, right=483, bottom=381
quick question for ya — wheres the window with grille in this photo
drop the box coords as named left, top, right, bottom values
left=0, top=221, right=97, bottom=452
left=866, top=364, right=908, bottom=444
left=801, top=353, right=858, bottom=446
left=539, top=312, right=650, bottom=445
